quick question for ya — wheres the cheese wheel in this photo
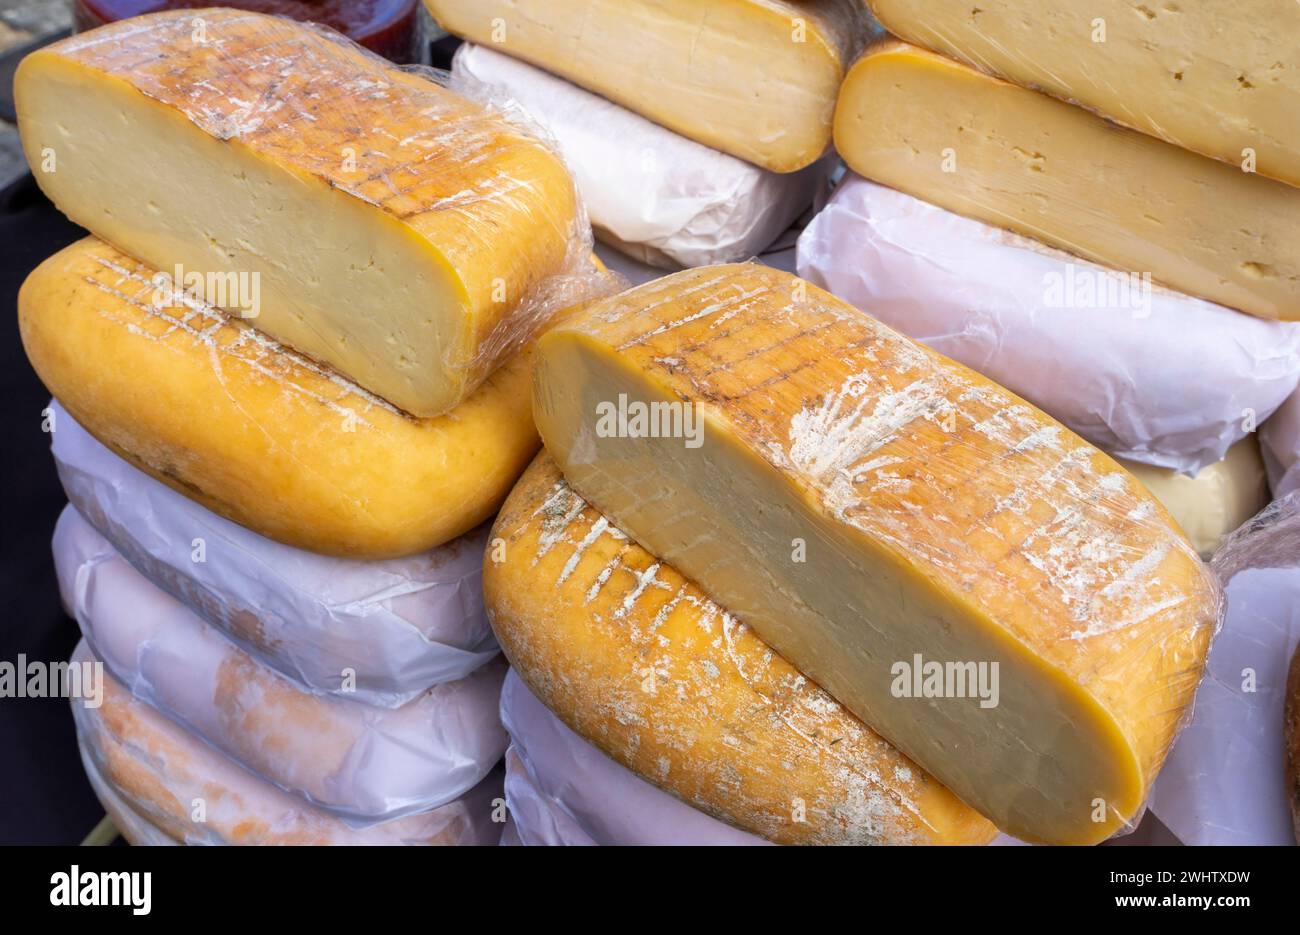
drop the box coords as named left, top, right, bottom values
left=1117, top=438, right=1270, bottom=560
left=833, top=42, right=1300, bottom=321
left=71, top=643, right=503, bottom=846
left=534, top=264, right=1221, bottom=844
left=16, top=9, right=586, bottom=416
left=866, top=1, right=1300, bottom=188
left=20, top=237, right=540, bottom=558
left=424, top=0, right=870, bottom=173
left=485, top=453, right=996, bottom=846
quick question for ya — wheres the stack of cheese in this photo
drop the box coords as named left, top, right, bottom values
left=797, top=2, right=1300, bottom=557
left=485, top=263, right=1222, bottom=846
left=16, top=9, right=612, bottom=845
left=426, top=0, right=875, bottom=269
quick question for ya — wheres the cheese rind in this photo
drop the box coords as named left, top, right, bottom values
left=484, top=453, right=995, bottom=846
left=20, top=237, right=540, bottom=559
left=424, top=0, right=869, bottom=172
left=1118, top=438, right=1270, bottom=560
left=867, top=0, right=1300, bottom=188
left=534, top=264, right=1221, bottom=844
left=833, top=42, right=1300, bottom=321
left=16, top=9, right=588, bottom=416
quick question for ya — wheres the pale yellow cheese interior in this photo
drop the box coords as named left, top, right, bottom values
left=17, top=10, right=581, bottom=416
left=424, top=0, right=868, bottom=172
left=868, top=0, right=1300, bottom=187
left=534, top=264, right=1220, bottom=844
left=1118, top=438, right=1270, bottom=560
left=834, top=42, right=1300, bottom=321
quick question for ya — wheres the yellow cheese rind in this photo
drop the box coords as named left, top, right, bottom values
left=833, top=42, right=1300, bottom=321
left=1119, top=438, right=1270, bottom=560
left=534, top=264, right=1221, bottom=844
left=485, top=453, right=997, bottom=846
left=19, top=237, right=540, bottom=559
left=867, top=0, right=1300, bottom=188
left=423, top=0, right=869, bottom=173
left=16, top=9, right=588, bottom=416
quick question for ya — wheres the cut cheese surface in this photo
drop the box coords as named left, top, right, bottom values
left=485, top=453, right=996, bottom=846
left=534, top=263, right=1221, bottom=844
left=424, top=0, right=869, bottom=172
left=834, top=42, right=1300, bottom=321
left=867, top=1, right=1300, bottom=188
left=1118, top=438, right=1270, bottom=560
left=20, top=237, right=541, bottom=559
left=16, top=9, right=586, bottom=416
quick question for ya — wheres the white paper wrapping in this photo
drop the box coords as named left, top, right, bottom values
left=1148, top=495, right=1300, bottom=845
left=500, top=670, right=767, bottom=846
left=1262, top=390, right=1300, bottom=500
left=71, top=641, right=505, bottom=846
left=796, top=175, right=1300, bottom=474
left=48, top=399, right=499, bottom=708
left=452, top=43, right=831, bottom=270
left=55, top=508, right=508, bottom=822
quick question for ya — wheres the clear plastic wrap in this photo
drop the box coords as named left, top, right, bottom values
left=80, top=748, right=181, bottom=847
left=426, top=0, right=874, bottom=173
left=55, top=509, right=508, bottom=822
left=50, top=399, right=496, bottom=707
left=1148, top=494, right=1300, bottom=845
left=532, top=264, right=1223, bottom=844
left=796, top=176, right=1300, bottom=474
left=500, top=671, right=767, bottom=847
left=1262, top=390, right=1300, bottom=501
left=451, top=43, right=832, bottom=270
left=18, top=8, right=622, bottom=417
left=71, top=642, right=505, bottom=846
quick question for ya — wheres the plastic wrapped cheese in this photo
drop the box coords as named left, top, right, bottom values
left=72, top=643, right=504, bottom=846
left=55, top=508, right=508, bottom=821
left=1149, top=495, right=1300, bottom=845
left=81, top=748, right=180, bottom=847
left=49, top=400, right=496, bottom=707
left=16, top=9, right=614, bottom=417
left=426, top=0, right=871, bottom=172
left=20, top=238, right=544, bottom=559
left=500, top=671, right=767, bottom=846
left=1262, top=390, right=1300, bottom=500
left=451, top=43, right=831, bottom=269
left=797, top=175, right=1300, bottom=474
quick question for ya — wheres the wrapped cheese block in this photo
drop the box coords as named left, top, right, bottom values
left=833, top=42, right=1300, bottom=321
left=424, top=0, right=870, bottom=172
left=1262, top=390, right=1300, bottom=500
left=14, top=9, right=611, bottom=417
left=50, top=401, right=496, bottom=706
left=72, top=643, right=504, bottom=845
left=485, top=454, right=996, bottom=846
left=500, top=671, right=768, bottom=846
left=55, top=508, right=508, bottom=821
left=451, top=43, right=831, bottom=269
left=1148, top=495, right=1300, bottom=845
left=796, top=176, right=1300, bottom=474
left=533, top=264, right=1222, bottom=844
left=20, top=238, right=541, bottom=559
left=1117, top=439, right=1270, bottom=560
left=865, top=1, right=1300, bottom=188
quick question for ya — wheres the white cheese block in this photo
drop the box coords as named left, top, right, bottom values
left=50, top=400, right=497, bottom=707
left=796, top=175, right=1300, bottom=474
left=1117, top=439, right=1270, bottom=560
left=1263, top=391, right=1300, bottom=500
left=500, top=670, right=767, bottom=846
left=72, top=642, right=505, bottom=846
left=425, top=0, right=871, bottom=172
left=1149, top=496, right=1300, bottom=845
left=55, top=509, right=508, bottom=821
left=452, top=43, right=830, bottom=269
left=866, top=0, right=1300, bottom=188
